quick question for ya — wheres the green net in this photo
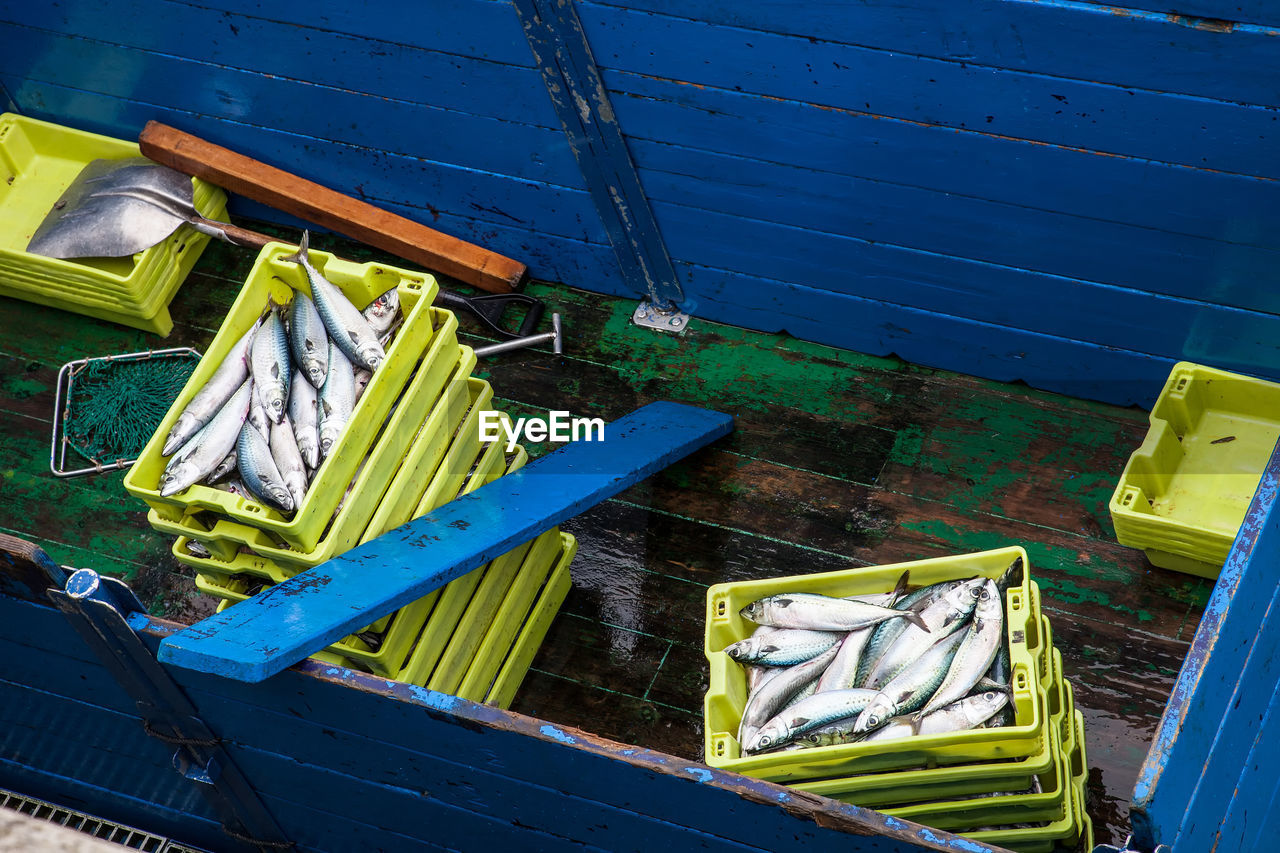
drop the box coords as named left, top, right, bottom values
left=63, top=354, right=199, bottom=465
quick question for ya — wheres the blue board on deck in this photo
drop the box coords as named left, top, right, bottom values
left=160, top=401, right=734, bottom=682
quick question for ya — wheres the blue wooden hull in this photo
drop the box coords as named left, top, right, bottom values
left=3, top=1, right=1278, bottom=406
left=2, top=2, right=1278, bottom=849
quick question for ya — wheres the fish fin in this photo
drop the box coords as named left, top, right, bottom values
left=271, top=362, right=280, bottom=379
left=904, top=609, right=930, bottom=633
left=774, top=597, right=793, bottom=608
left=890, top=570, right=910, bottom=604
left=909, top=713, right=924, bottom=735
left=760, top=644, right=780, bottom=655
left=791, top=717, right=810, bottom=728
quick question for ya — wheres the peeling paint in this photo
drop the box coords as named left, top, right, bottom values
left=539, top=723, right=577, bottom=744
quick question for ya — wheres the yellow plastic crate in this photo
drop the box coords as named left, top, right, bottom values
left=0, top=114, right=226, bottom=335
left=153, top=334, right=475, bottom=576
left=704, top=547, right=1048, bottom=781
left=125, top=242, right=440, bottom=549
left=1111, top=361, right=1280, bottom=578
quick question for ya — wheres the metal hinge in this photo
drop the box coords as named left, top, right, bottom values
left=1093, top=836, right=1172, bottom=853
left=633, top=300, right=691, bottom=333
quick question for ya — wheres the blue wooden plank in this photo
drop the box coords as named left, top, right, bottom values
left=1130, top=439, right=1280, bottom=849
left=577, top=1, right=1280, bottom=179
left=608, top=70, right=1280, bottom=252
left=1077, top=0, right=1280, bottom=27
left=0, top=34, right=583, bottom=188
left=167, top=0, right=534, bottom=66
left=1209, top=601, right=1280, bottom=852
left=677, top=262, right=1177, bottom=406
left=160, top=403, right=733, bottom=681
left=0, top=594, right=1002, bottom=853
left=591, top=0, right=1280, bottom=107
left=514, top=0, right=684, bottom=306
left=0, top=6, right=558, bottom=127
left=649, top=199, right=1280, bottom=364
left=631, top=140, right=1280, bottom=315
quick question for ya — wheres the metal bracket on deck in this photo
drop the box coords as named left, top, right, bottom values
left=48, top=569, right=292, bottom=852
left=1093, top=837, right=1172, bottom=853
left=632, top=300, right=691, bottom=334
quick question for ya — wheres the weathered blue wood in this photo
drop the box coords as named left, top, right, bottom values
left=0, top=593, right=1003, bottom=853
left=1210, top=604, right=1280, bottom=852
left=1073, top=0, right=1280, bottom=28
left=632, top=140, right=1280, bottom=314
left=178, top=0, right=534, bottom=66
left=0, top=39, right=582, bottom=188
left=0, top=7, right=555, bottom=126
left=608, top=71, right=1280, bottom=251
left=513, top=0, right=685, bottom=307
left=593, top=0, right=1280, bottom=107
left=160, top=402, right=733, bottom=681
left=650, top=199, right=1280, bottom=363
left=1130, top=438, right=1280, bottom=849
left=578, top=1, right=1280, bottom=179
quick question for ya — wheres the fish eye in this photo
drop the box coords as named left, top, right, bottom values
left=985, top=691, right=997, bottom=700
left=757, top=736, right=772, bottom=748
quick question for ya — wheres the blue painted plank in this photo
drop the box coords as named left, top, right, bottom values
left=608, top=71, right=1280, bottom=252
left=1210, top=611, right=1280, bottom=852
left=606, top=70, right=1280, bottom=249
left=577, top=1, right=1280, bottom=179
left=160, top=403, right=733, bottom=681
left=0, top=6, right=558, bottom=126
left=677, top=262, right=1177, bottom=406
left=0, top=594, right=1001, bottom=853
left=0, top=34, right=583, bottom=187
left=1076, top=0, right=1280, bottom=27
left=1170, top=579, right=1280, bottom=849
left=591, top=0, right=1280, bottom=106
left=631, top=140, right=1280, bottom=314
left=650, top=198, right=1280, bottom=365
left=1130, top=439, right=1280, bottom=849
left=167, top=0, right=534, bottom=66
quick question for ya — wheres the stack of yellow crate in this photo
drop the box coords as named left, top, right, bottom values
left=124, top=243, right=574, bottom=707
left=703, top=548, right=1090, bottom=853
left=0, top=114, right=224, bottom=335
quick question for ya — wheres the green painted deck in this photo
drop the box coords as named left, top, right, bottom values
left=0, top=226, right=1211, bottom=848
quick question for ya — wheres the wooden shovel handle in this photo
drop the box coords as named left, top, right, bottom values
left=140, top=121, right=524, bottom=293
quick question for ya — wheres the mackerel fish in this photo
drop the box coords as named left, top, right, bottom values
left=160, top=381, right=252, bottom=496
left=237, top=422, right=294, bottom=513
left=162, top=323, right=255, bottom=456
left=284, top=231, right=386, bottom=371
left=865, top=690, right=1009, bottom=743
left=289, top=368, right=321, bottom=469
left=746, top=688, right=879, bottom=753
left=738, top=642, right=839, bottom=749
left=741, top=592, right=929, bottom=633
left=723, top=628, right=841, bottom=666
left=862, top=577, right=986, bottom=689
left=319, top=339, right=356, bottom=459
left=852, top=629, right=967, bottom=735
left=289, top=291, right=330, bottom=389
left=269, top=416, right=309, bottom=511
left=362, top=286, right=400, bottom=336
left=913, top=578, right=1003, bottom=721
left=250, top=306, right=291, bottom=424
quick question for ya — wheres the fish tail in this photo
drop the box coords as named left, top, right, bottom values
left=909, top=712, right=924, bottom=736
left=282, top=229, right=311, bottom=266
left=904, top=608, right=930, bottom=633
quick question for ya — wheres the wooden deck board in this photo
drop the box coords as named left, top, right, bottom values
left=0, top=225, right=1210, bottom=847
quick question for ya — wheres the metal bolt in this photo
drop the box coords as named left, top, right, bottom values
left=669, top=317, right=683, bottom=327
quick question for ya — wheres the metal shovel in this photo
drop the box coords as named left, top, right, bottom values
left=27, top=157, right=545, bottom=339
left=27, top=157, right=274, bottom=259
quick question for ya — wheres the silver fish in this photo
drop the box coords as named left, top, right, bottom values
left=270, top=416, right=308, bottom=511
left=289, top=291, right=329, bottom=389
left=862, top=577, right=986, bottom=689
left=250, top=306, right=291, bottom=423
left=284, top=231, right=386, bottom=370
left=741, top=593, right=928, bottom=633
left=747, top=688, right=880, bottom=753
left=852, top=629, right=967, bottom=735
left=865, top=690, right=1010, bottom=743
left=994, top=556, right=1023, bottom=597
left=913, top=579, right=1004, bottom=722
left=723, top=628, right=841, bottom=666
left=212, top=477, right=252, bottom=500
left=318, top=339, right=356, bottom=459
left=288, top=369, right=320, bottom=469
left=159, top=381, right=252, bottom=496
left=205, top=450, right=238, bottom=484
left=236, top=422, right=294, bottom=513
left=248, top=387, right=271, bottom=440
left=738, top=643, right=838, bottom=749
left=162, top=324, right=255, bottom=456
left=814, top=626, right=872, bottom=693
left=362, top=286, right=400, bottom=336
left=854, top=579, right=963, bottom=686
left=353, top=367, right=372, bottom=403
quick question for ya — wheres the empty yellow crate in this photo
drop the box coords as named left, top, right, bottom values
left=1111, top=361, right=1280, bottom=578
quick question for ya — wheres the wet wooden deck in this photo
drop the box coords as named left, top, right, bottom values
left=0, top=226, right=1213, bottom=848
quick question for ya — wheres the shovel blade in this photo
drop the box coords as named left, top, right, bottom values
left=27, top=157, right=197, bottom=259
